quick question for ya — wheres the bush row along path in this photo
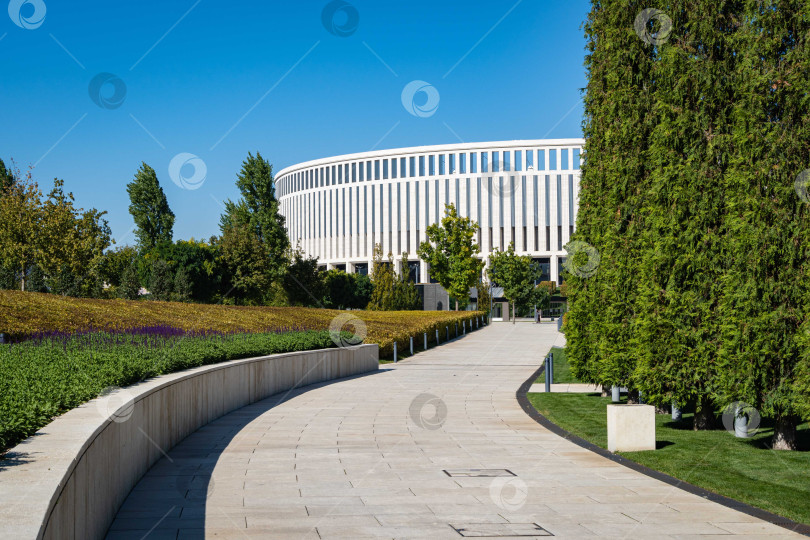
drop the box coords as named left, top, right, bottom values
left=107, top=323, right=799, bottom=539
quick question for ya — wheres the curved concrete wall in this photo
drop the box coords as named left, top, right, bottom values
left=0, top=345, right=378, bottom=539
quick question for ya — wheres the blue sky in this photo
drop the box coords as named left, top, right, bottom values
left=0, top=0, right=589, bottom=244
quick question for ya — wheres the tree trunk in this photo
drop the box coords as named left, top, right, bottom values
left=600, top=385, right=610, bottom=398
left=455, top=299, right=459, bottom=311
left=772, top=415, right=798, bottom=450
left=20, top=263, right=25, bottom=292
left=693, top=395, right=716, bottom=430
left=626, top=389, right=640, bottom=404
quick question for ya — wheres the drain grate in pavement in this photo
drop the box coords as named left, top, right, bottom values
left=451, top=523, right=553, bottom=537
left=443, top=468, right=515, bottom=477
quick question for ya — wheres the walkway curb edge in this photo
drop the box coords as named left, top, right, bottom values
left=516, top=363, right=810, bottom=537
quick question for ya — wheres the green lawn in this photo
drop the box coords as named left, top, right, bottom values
left=534, top=347, right=577, bottom=384
left=527, top=392, right=810, bottom=524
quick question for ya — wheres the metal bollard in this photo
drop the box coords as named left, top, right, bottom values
left=463, top=321, right=466, bottom=334
left=611, top=386, right=620, bottom=403
left=424, top=332, right=428, bottom=350
left=734, top=404, right=748, bottom=438
left=410, top=336, right=413, bottom=355
left=436, top=328, right=439, bottom=344
left=549, top=352, right=554, bottom=384
left=393, top=342, right=397, bottom=363
left=671, top=401, right=682, bottom=421
left=544, top=356, right=551, bottom=393
left=446, top=327, right=449, bottom=341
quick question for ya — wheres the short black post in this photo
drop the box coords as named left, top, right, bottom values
left=424, top=332, right=428, bottom=350
left=544, top=355, right=551, bottom=393
left=393, top=342, right=397, bottom=363
left=409, top=336, right=413, bottom=355
left=549, top=351, right=554, bottom=384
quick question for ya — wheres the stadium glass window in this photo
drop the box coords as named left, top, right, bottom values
left=429, top=155, right=436, bottom=176
left=419, top=156, right=425, bottom=176
left=569, top=174, right=574, bottom=226
left=409, top=156, right=416, bottom=177
left=439, top=154, right=446, bottom=175
left=470, top=152, right=478, bottom=173
left=503, top=151, right=511, bottom=171
left=561, top=149, right=569, bottom=170
left=383, top=160, right=389, bottom=180
left=367, top=161, right=372, bottom=181
left=481, top=152, right=489, bottom=173
left=415, top=182, right=420, bottom=230
left=493, top=152, right=500, bottom=172
left=538, top=150, right=546, bottom=170
left=400, top=157, right=406, bottom=178
left=549, top=149, right=558, bottom=171
left=391, top=159, right=397, bottom=179
left=375, top=160, right=380, bottom=180
left=557, top=175, right=563, bottom=226
left=338, top=165, right=343, bottom=185
left=573, top=148, right=581, bottom=170
left=515, top=150, right=522, bottom=171
left=359, top=161, right=364, bottom=181
left=526, top=150, right=534, bottom=169
left=450, top=154, right=456, bottom=174
left=352, top=163, right=356, bottom=182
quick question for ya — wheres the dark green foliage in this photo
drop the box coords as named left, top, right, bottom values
left=566, top=0, right=656, bottom=391
left=126, top=163, right=175, bottom=250
left=717, top=1, right=810, bottom=448
left=220, top=152, right=289, bottom=285
left=488, top=242, right=546, bottom=321
left=156, top=240, right=220, bottom=303
left=148, top=259, right=173, bottom=301
left=570, top=0, right=810, bottom=445
left=100, top=246, right=139, bottom=288
left=324, top=269, right=354, bottom=309
left=284, top=247, right=325, bottom=307
left=417, top=204, right=483, bottom=310
left=173, top=266, right=193, bottom=302
left=0, top=158, right=14, bottom=194
left=393, top=255, right=422, bottom=310
left=0, top=330, right=338, bottom=453
left=351, top=273, right=373, bottom=308
left=118, top=263, right=141, bottom=300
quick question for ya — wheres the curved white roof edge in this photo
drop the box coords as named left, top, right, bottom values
left=275, top=138, right=585, bottom=180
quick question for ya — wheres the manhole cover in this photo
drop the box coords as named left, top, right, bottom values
left=444, top=469, right=515, bottom=477
left=451, top=523, right=553, bottom=537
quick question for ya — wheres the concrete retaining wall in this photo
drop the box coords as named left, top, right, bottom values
left=0, top=344, right=379, bottom=539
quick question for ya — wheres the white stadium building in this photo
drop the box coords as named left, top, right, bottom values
left=275, top=139, right=583, bottom=308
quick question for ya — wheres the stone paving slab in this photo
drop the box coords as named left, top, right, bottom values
left=108, top=322, right=803, bottom=539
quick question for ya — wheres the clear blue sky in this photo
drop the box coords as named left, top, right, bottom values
left=0, top=0, right=589, bottom=244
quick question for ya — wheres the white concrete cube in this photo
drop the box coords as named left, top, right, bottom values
left=607, top=404, right=656, bottom=452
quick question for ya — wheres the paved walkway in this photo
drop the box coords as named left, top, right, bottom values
left=108, top=323, right=800, bottom=539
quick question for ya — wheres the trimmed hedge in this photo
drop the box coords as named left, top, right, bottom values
left=0, top=329, right=338, bottom=453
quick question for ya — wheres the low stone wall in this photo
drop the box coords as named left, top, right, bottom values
left=0, top=345, right=378, bottom=540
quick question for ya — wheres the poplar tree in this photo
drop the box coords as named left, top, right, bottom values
left=127, top=163, right=175, bottom=250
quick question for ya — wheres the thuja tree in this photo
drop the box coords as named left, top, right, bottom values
left=632, top=1, right=741, bottom=429
left=566, top=0, right=656, bottom=392
left=719, top=2, right=810, bottom=449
